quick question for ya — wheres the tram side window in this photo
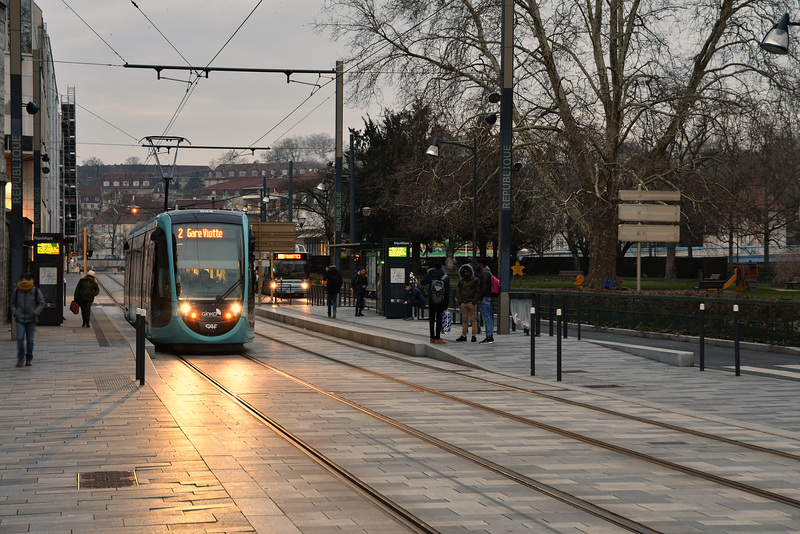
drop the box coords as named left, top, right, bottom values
left=150, top=229, right=173, bottom=328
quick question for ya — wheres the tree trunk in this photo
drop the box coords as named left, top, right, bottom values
left=664, top=244, right=677, bottom=281
left=585, top=209, right=618, bottom=288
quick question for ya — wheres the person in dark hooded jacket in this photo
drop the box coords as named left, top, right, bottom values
left=420, top=262, right=450, bottom=344
left=10, top=273, right=45, bottom=367
left=455, top=264, right=480, bottom=342
left=322, top=265, right=343, bottom=318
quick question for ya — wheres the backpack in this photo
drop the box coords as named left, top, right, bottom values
left=429, top=276, right=447, bottom=305
left=491, top=275, right=500, bottom=296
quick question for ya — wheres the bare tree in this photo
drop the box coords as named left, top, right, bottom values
left=318, top=0, right=800, bottom=287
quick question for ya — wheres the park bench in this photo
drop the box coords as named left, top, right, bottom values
left=786, top=277, right=800, bottom=289
left=696, top=273, right=724, bottom=291
left=558, top=270, right=583, bottom=277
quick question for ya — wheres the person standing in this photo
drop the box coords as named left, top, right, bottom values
left=402, top=282, right=425, bottom=320
left=351, top=268, right=368, bottom=316
left=74, top=269, right=100, bottom=328
left=476, top=258, right=496, bottom=344
left=420, top=262, right=450, bottom=344
left=10, top=273, right=45, bottom=367
left=322, top=265, right=343, bottom=318
left=455, top=264, right=480, bottom=342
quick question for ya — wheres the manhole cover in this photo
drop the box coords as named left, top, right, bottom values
left=95, top=375, right=138, bottom=392
left=78, top=470, right=138, bottom=489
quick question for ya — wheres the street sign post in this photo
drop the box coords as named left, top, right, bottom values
left=618, top=190, right=681, bottom=290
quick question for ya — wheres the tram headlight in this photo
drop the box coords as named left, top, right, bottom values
left=227, top=302, right=242, bottom=319
left=301, top=281, right=309, bottom=290
left=180, top=303, right=192, bottom=315
left=270, top=280, right=277, bottom=290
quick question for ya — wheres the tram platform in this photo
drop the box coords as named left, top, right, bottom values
left=2, top=274, right=800, bottom=533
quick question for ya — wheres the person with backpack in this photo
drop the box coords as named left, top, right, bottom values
left=10, top=272, right=45, bottom=367
left=323, top=264, right=343, bottom=318
left=455, top=264, right=481, bottom=342
left=351, top=268, right=368, bottom=317
left=420, top=262, right=450, bottom=344
left=476, top=258, right=497, bottom=344
left=74, top=269, right=100, bottom=328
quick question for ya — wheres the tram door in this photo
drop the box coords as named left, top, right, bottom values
left=383, top=238, right=411, bottom=319
left=32, top=232, right=64, bottom=325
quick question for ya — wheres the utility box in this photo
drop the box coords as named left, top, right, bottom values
left=32, top=232, right=64, bottom=326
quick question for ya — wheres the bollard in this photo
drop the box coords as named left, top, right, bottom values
left=577, top=295, right=582, bottom=340
left=699, top=303, right=705, bottom=371
left=556, top=308, right=562, bottom=382
left=530, top=307, right=536, bottom=376
left=535, top=294, right=541, bottom=336
left=563, top=295, right=568, bottom=339
left=136, top=308, right=146, bottom=386
left=549, top=294, right=554, bottom=336
left=734, top=304, right=740, bottom=377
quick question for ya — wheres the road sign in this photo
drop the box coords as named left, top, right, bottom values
left=619, top=190, right=681, bottom=202
left=618, top=204, right=680, bottom=223
left=618, top=224, right=680, bottom=242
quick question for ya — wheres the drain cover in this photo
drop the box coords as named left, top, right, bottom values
left=78, top=470, right=138, bottom=489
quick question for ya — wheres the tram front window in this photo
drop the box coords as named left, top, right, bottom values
left=174, top=223, right=244, bottom=301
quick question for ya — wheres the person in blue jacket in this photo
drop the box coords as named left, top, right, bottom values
left=403, top=281, right=425, bottom=320
left=10, top=273, right=45, bottom=367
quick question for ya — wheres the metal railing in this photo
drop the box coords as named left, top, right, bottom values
left=516, top=290, right=800, bottom=346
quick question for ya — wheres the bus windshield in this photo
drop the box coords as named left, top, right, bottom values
left=273, top=259, right=307, bottom=279
left=173, top=222, right=243, bottom=300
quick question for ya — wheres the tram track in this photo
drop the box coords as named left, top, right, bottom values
left=96, top=275, right=800, bottom=530
left=242, top=325, right=800, bottom=511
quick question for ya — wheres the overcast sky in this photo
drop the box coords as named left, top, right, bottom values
left=36, top=0, right=372, bottom=167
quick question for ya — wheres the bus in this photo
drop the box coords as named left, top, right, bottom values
left=269, top=247, right=310, bottom=298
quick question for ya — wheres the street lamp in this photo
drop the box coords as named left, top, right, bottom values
left=425, top=137, right=478, bottom=267
left=761, top=13, right=797, bottom=54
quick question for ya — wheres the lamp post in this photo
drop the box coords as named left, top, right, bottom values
left=761, top=13, right=798, bottom=54
left=426, top=137, right=478, bottom=267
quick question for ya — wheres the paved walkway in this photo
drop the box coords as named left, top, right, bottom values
left=1, top=274, right=799, bottom=533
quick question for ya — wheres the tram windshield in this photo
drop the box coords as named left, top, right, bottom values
left=173, top=222, right=244, bottom=301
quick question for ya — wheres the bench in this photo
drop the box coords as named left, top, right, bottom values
left=696, top=274, right=724, bottom=291
left=558, top=270, right=583, bottom=277
left=787, top=277, right=800, bottom=289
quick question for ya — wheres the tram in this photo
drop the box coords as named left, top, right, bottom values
left=123, top=209, right=255, bottom=349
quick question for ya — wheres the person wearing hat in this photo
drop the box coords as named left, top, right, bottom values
left=74, top=269, right=100, bottom=328
left=10, top=273, right=45, bottom=367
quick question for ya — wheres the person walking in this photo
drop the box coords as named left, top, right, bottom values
left=403, top=281, right=425, bottom=320
left=454, top=264, right=480, bottom=342
left=74, top=269, right=100, bottom=328
left=322, top=264, right=343, bottom=318
left=351, top=268, right=368, bottom=316
left=420, top=262, right=450, bottom=344
left=10, top=273, right=45, bottom=367
left=476, top=258, right=496, bottom=344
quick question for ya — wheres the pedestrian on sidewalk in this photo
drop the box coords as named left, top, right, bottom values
left=323, top=265, right=343, bottom=318
left=421, top=262, right=450, bottom=344
left=74, top=269, right=100, bottom=328
left=403, top=281, right=425, bottom=320
left=10, top=272, right=45, bottom=367
left=476, top=258, right=496, bottom=344
left=351, top=268, right=368, bottom=316
left=455, top=264, right=480, bottom=342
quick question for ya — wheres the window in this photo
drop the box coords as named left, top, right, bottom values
left=252, top=170, right=258, bottom=176
left=229, top=171, right=235, bottom=177
left=239, top=171, right=246, bottom=177
left=216, top=171, right=221, bottom=177
left=143, top=181, right=150, bottom=186
left=133, top=181, right=140, bottom=186
left=113, top=181, right=119, bottom=186
left=103, top=181, right=110, bottom=186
